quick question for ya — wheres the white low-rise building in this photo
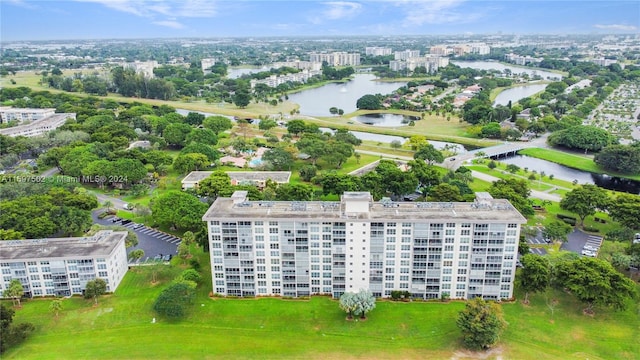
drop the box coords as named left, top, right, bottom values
left=0, top=230, right=129, bottom=298
left=0, top=107, right=56, bottom=124
left=203, top=191, right=526, bottom=300
left=0, top=113, right=75, bottom=137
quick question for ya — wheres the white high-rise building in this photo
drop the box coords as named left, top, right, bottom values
left=365, top=47, right=392, bottom=56
left=309, top=52, right=361, bottom=66
left=203, top=191, right=526, bottom=300
left=0, top=231, right=129, bottom=298
left=394, top=50, right=421, bottom=61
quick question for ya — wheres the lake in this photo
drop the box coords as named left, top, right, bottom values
left=493, top=84, right=548, bottom=106
left=288, top=74, right=406, bottom=116
left=498, top=155, right=640, bottom=194
left=352, top=113, right=420, bottom=127
left=451, top=61, right=563, bottom=80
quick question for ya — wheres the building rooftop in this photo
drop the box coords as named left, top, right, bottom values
left=182, top=171, right=292, bottom=184
left=0, top=230, right=127, bottom=261
left=203, top=192, right=527, bottom=223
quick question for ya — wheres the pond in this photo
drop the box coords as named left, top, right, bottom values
left=451, top=61, right=563, bottom=80
left=493, top=84, right=548, bottom=107
left=319, top=128, right=467, bottom=153
left=227, top=67, right=268, bottom=79
left=287, top=74, right=406, bottom=116
left=352, top=113, right=420, bottom=127
left=498, top=155, right=640, bottom=194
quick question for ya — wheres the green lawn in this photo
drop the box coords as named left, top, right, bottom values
left=5, top=253, right=639, bottom=360
left=519, top=148, right=640, bottom=181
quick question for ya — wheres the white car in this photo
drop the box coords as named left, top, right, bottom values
left=123, top=203, right=132, bottom=210
left=581, top=249, right=596, bottom=257
left=583, top=245, right=598, bottom=252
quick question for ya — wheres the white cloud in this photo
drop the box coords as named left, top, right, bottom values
left=395, top=0, right=480, bottom=25
left=5, top=0, right=38, bottom=9
left=72, top=0, right=216, bottom=18
left=152, top=20, right=185, bottom=29
left=323, top=1, right=362, bottom=20
left=309, top=1, right=362, bottom=24
left=594, top=24, right=638, bottom=31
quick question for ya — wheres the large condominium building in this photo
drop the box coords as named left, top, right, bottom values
left=0, top=230, right=129, bottom=298
left=203, top=191, right=526, bottom=301
left=249, top=69, right=322, bottom=88
left=365, top=47, right=392, bottom=56
left=272, top=61, right=323, bottom=71
left=0, top=107, right=56, bottom=124
left=0, top=113, right=76, bottom=137
left=389, top=56, right=449, bottom=73
left=394, top=50, right=421, bottom=61
left=309, top=52, right=360, bottom=66
left=201, top=58, right=217, bottom=74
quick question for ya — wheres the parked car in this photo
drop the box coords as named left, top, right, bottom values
left=120, top=219, right=132, bottom=225
left=581, top=249, right=597, bottom=257
left=123, top=203, right=132, bottom=210
left=583, top=245, right=598, bottom=252
left=132, top=223, right=144, bottom=230
left=634, top=233, right=640, bottom=244
left=111, top=217, right=121, bottom=223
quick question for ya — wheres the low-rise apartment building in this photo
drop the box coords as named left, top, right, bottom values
left=203, top=191, right=526, bottom=300
left=0, top=113, right=76, bottom=137
left=0, top=230, right=129, bottom=298
left=0, top=107, right=56, bottom=124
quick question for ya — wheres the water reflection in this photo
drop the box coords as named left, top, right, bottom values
left=352, top=113, right=420, bottom=127
left=498, top=155, right=640, bottom=194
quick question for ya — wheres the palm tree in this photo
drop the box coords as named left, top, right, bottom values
left=50, top=299, right=63, bottom=318
left=103, top=200, right=113, bottom=213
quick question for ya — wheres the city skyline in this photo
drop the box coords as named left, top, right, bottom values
left=1, top=0, right=638, bottom=42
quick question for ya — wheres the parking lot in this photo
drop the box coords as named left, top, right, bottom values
left=92, top=212, right=181, bottom=264
left=561, top=229, right=603, bottom=257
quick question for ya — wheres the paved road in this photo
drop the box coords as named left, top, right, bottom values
left=471, top=171, right=561, bottom=202
left=561, top=228, right=603, bottom=255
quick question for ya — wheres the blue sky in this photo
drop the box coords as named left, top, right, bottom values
left=1, top=0, right=638, bottom=41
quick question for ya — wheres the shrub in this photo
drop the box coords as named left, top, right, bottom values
left=583, top=226, right=599, bottom=233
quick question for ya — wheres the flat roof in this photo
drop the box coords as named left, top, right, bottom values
left=182, top=171, right=292, bottom=184
left=203, top=193, right=527, bottom=223
left=0, top=230, right=127, bottom=261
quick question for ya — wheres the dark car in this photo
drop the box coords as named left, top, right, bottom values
left=121, top=219, right=132, bottom=225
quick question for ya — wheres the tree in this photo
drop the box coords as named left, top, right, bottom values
left=173, top=153, right=210, bottom=174
left=5, top=280, right=24, bottom=308
left=150, top=191, right=209, bottom=230
left=356, top=94, right=382, bottom=110
left=180, top=269, right=201, bottom=284
left=0, top=303, right=34, bottom=354
left=181, top=142, right=220, bottom=162
left=456, top=297, right=507, bottom=350
left=262, top=147, right=294, bottom=170
left=594, top=144, right=640, bottom=174
left=427, top=183, right=462, bottom=202
left=299, top=165, right=317, bottom=182
left=390, top=140, right=402, bottom=149
left=555, top=257, right=637, bottom=313
left=184, top=112, right=205, bottom=126
left=50, top=299, right=63, bottom=319
left=128, top=249, right=145, bottom=262
left=560, top=185, right=610, bottom=227
left=185, top=128, right=218, bottom=146
left=547, top=125, right=617, bottom=153
left=339, top=292, right=358, bottom=320
left=275, top=183, right=313, bottom=201
left=203, top=115, right=233, bottom=135
left=84, top=278, right=107, bottom=305
left=197, top=171, right=232, bottom=199
left=258, top=119, right=278, bottom=131
left=489, top=178, right=534, bottom=217
left=153, top=281, right=196, bottom=319
left=163, top=122, right=193, bottom=147
left=608, top=193, right=640, bottom=230
left=233, top=90, right=251, bottom=108
left=414, top=144, right=444, bottom=164
left=518, top=254, right=550, bottom=303
left=353, top=289, right=376, bottom=319
left=177, top=242, right=190, bottom=264
left=103, top=200, right=113, bottom=212
left=542, top=220, right=573, bottom=242
left=286, top=119, right=307, bottom=136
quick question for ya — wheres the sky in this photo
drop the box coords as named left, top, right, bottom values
left=1, top=0, right=639, bottom=41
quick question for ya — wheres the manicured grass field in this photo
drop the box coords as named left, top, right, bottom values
left=518, top=148, right=640, bottom=181
left=5, top=255, right=639, bottom=360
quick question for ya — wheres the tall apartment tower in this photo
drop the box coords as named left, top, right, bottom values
left=203, top=191, right=526, bottom=300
